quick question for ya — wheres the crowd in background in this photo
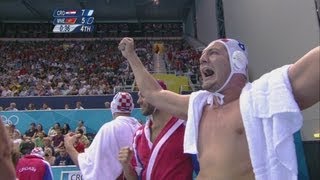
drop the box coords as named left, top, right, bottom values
left=165, top=40, right=201, bottom=79
left=0, top=40, right=153, bottom=97
left=7, top=120, right=91, bottom=167
left=0, top=39, right=201, bottom=97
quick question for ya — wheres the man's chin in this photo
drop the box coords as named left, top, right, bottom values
left=201, top=83, right=218, bottom=92
left=201, top=83, right=211, bottom=91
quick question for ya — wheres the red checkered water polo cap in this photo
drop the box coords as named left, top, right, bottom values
left=111, top=92, right=134, bottom=115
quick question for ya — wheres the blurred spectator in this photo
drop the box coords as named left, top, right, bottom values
left=41, top=103, right=52, bottom=110
left=64, top=104, right=70, bottom=110
left=104, top=101, right=110, bottom=109
left=7, top=124, right=22, bottom=141
left=54, top=146, right=74, bottom=166
left=75, top=120, right=86, bottom=135
left=48, top=123, right=60, bottom=137
left=25, top=103, right=36, bottom=110
left=23, top=122, right=37, bottom=140
left=76, top=128, right=90, bottom=148
left=44, top=148, right=55, bottom=166
left=52, top=128, right=64, bottom=152
left=43, top=137, right=55, bottom=156
left=62, top=123, right=71, bottom=135
left=33, top=131, right=45, bottom=148
left=33, top=123, right=47, bottom=138
left=75, top=101, right=84, bottom=110
left=5, top=102, right=18, bottom=111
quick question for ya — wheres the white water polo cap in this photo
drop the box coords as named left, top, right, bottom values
left=205, top=38, right=249, bottom=93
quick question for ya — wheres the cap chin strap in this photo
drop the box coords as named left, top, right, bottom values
left=207, top=92, right=225, bottom=106
left=208, top=71, right=235, bottom=106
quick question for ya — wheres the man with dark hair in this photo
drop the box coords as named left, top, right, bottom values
left=19, top=141, right=35, bottom=156
left=24, top=122, right=37, bottom=140
left=118, top=80, right=194, bottom=179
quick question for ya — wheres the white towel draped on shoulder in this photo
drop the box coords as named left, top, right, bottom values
left=184, top=90, right=211, bottom=154
left=78, top=116, right=141, bottom=180
left=240, top=65, right=302, bottom=180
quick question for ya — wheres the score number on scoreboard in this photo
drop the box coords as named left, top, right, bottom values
left=52, top=9, right=94, bottom=33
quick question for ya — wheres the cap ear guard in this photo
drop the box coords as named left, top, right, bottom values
left=231, top=50, right=248, bottom=72
left=219, top=39, right=248, bottom=78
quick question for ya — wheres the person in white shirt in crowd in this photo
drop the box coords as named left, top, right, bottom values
left=41, top=103, right=52, bottom=110
left=5, top=102, right=18, bottom=111
left=75, top=101, right=84, bottom=110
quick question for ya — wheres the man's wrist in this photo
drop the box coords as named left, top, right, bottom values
left=127, top=52, right=138, bottom=61
left=64, top=143, right=73, bottom=150
left=121, top=163, right=132, bottom=169
left=122, top=163, right=137, bottom=178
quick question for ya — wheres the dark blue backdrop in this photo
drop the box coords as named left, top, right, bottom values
left=0, top=92, right=139, bottom=110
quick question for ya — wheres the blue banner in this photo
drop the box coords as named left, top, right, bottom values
left=0, top=109, right=145, bottom=134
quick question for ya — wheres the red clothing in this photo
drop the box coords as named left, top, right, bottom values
left=132, top=117, right=193, bottom=180
left=16, top=155, right=53, bottom=180
left=74, top=142, right=85, bottom=153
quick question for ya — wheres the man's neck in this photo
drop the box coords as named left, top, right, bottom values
left=219, top=75, right=247, bottom=105
left=150, top=110, right=171, bottom=130
left=149, top=110, right=171, bottom=143
left=113, top=113, right=131, bottom=119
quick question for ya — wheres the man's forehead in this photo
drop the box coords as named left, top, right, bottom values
left=202, top=41, right=227, bottom=54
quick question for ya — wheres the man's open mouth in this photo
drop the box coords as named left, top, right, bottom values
left=203, top=68, right=214, bottom=77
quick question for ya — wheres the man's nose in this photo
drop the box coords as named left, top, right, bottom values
left=200, top=55, right=207, bottom=64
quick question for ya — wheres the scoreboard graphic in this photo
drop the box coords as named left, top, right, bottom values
left=52, top=9, right=94, bottom=33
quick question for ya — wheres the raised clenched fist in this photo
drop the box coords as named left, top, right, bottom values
left=118, top=37, right=136, bottom=59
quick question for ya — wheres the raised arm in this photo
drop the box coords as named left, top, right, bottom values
left=119, top=37, right=189, bottom=119
left=0, top=119, right=16, bottom=180
left=288, top=46, right=320, bottom=110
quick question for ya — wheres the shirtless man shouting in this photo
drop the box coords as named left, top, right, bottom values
left=119, top=37, right=319, bottom=179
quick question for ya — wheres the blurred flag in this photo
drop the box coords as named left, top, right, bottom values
left=66, top=10, right=77, bottom=15
left=65, top=18, right=77, bottom=24
left=87, top=10, right=94, bottom=16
